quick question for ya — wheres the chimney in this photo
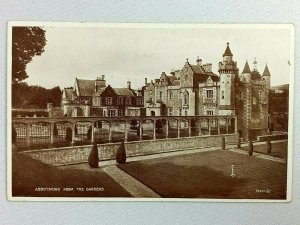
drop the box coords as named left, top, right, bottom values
left=196, top=56, right=202, bottom=66
left=145, top=78, right=147, bottom=85
left=95, top=76, right=106, bottom=92
left=127, top=81, right=131, bottom=89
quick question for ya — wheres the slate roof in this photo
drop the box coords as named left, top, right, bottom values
left=113, top=88, right=134, bottom=96
left=92, top=87, right=106, bottom=96
left=76, top=79, right=95, bottom=96
left=262, top=64, right=271, bottom=76
left=242, top=61, right=251, bottom=74
left=189, top=65, right=206, bottom=74
left=172, top=80, right=181, bottom=86
left=223, top=43, right=233, bottom=56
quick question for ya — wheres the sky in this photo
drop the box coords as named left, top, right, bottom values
left=25, top=24, right=293, bottom=90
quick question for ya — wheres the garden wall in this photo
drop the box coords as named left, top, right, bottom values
left=21, top=134, right=238, bottom=166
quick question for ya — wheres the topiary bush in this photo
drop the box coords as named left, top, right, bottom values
left=12, top=125, right=17, bottom=144
left=88, top=142, right=99, bottom=168
left=221, top=136, right=226, bottom=150
left=116, top=141, right=126, bottom=164
left=266, top=140, right=272, bottom=154
left=65, top=127, right=72, bottom=142
left=248, top=140, right=253, bottom=156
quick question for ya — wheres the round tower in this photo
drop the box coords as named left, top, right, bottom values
left=218, top=43, right=239, bottom=115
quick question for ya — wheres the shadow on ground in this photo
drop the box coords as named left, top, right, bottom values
left=12, top=153, right=131, bottom=197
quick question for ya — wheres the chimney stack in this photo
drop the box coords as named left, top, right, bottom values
left=127, top=81, right=131, bottom=89
left=145, top=78, right=148, bottom=85
left=196, top=56, right=202, bottom=66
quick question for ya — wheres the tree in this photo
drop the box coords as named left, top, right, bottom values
left=12, top=27, right=46, bottom=83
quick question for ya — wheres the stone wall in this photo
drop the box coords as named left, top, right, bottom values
left=22, top=134, right=238, bottom=166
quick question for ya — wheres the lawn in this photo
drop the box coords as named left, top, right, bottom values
left=118, top=150, right=287, bottom=199
left=12, top=153, right=131, bottom=197
left=241, top=140, right=288, bottom=159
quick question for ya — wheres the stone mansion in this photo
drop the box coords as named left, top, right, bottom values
left=61, top=43, right=272, bottom=138
left=143, top=43, right=271, bottom=138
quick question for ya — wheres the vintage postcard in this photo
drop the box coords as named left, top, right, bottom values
left=7, top=22, right=294, bottom=202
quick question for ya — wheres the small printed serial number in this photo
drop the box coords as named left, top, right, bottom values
left=256, top=189, right=271, bottom=193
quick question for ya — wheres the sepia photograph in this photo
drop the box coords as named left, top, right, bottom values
left=7, top=22, right=294, bottom=201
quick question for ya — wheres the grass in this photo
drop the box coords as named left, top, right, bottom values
left=118, top=150, right=287, bottom=199
left=242, top=141, right=288, bottom=159
left=12, top=153, right=131, bottom=197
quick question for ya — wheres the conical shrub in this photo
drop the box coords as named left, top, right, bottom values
left=266, top=140, right=272, bottom=154
left=248, top=140, right=253, bottom=156
left=88, top=142, right=99, bottom=168
left=116, top=141, right=126, bottom=164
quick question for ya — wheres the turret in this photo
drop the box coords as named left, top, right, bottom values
left=262, top=63, right=271, bottom=89
left=223, top=42, right=233, bottom=63
left=242, top=61, right=251, bottom=83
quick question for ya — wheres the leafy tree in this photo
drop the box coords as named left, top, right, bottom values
left=12, top=27, right=47, bottom=83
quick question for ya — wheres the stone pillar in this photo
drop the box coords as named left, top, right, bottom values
left=165, top=120, right=169, bottom=139
left=91, top=122, right=95, bottom=143
left=153, top=120, right=156, bottom=140
left=208, top=119, right=211, bottom=135
left=71, top=123, right=76, bottom=145
left=124, top=121, right=128, bottom=142
left=26, top=123, right=31, bottom=146
left=177, top=119, right=180, bottom=138
left=188, top=120, right=192, bottom=137
left=50, top=122, right=54, bottom=144
left=235, top=117, right=238, bottom=134
left=218, top=119, right=221, bottom=135
left=198, top=120, right=202, bottom=136
left=226, top=119, right=229, bottom=134
left=139, top=121, right=143, bottom=141
left=108, top=123, right=112, bottom=143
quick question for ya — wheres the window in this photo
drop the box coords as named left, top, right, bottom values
left=149, top=90, right=152, bottom=95
left=179, top=109, right=182, bottom=116
left=93, top=97, right=101, bottom=106
left=207, top=110, right=214, bottom=116
left=136, top=98, right=143, bottom=106
left=105, top=97, right=112, bottom=105
left=126, top=97, right=131, bottom=105
left=185, top=110, right=188, bottom=116
left=117, top=97, right=123, bottom=105
left=222, top=91, right=224, bottom=99
left=206, top=90, right=214, bottom=99
left=169, top=108, right=173, bottom=116
left=118, top=110, right=124, bottom=116
left=159, top=91, right=163, bottom=100
left=183, top=92, right=189, bottom=105
left=108, top=110, right=116, bottom=117
left=169, top=91, right=174, bottom=99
